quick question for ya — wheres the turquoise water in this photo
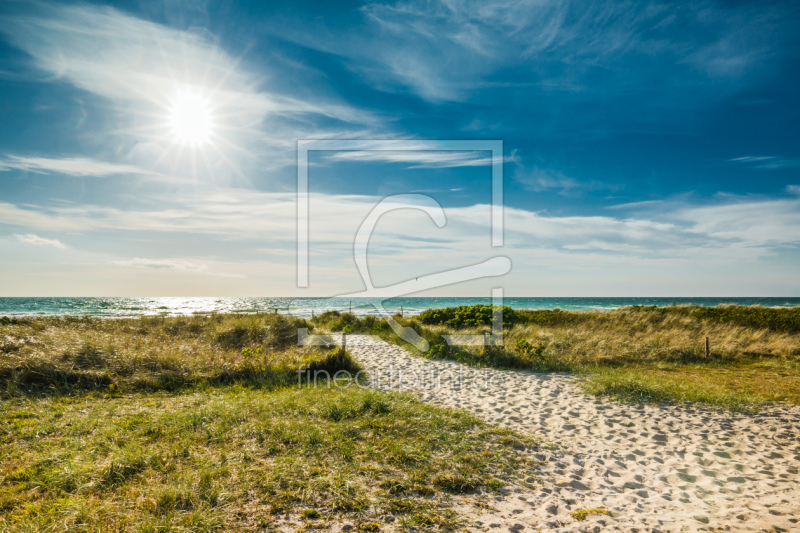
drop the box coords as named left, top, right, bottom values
left=1, top=297, right=799, bottom=318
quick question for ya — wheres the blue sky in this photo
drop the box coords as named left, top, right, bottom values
left=0, top=0, right=799, bottom=296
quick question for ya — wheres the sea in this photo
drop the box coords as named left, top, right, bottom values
left=0, top=297, right=799, bottom=318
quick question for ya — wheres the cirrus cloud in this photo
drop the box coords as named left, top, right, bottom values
left=110, top=257, right=246, bottom=279
left=15, top=233, right=65, bottom=249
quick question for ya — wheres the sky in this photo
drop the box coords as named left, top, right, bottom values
left=0, top=0, right=799, bottom=297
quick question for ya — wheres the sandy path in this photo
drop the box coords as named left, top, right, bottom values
left=347, top=335, right=800, bottom=532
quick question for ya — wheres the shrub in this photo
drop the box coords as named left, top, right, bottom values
left=417, top=305, right=522, bottom=329
left=514, top=339, right=545, bottom=359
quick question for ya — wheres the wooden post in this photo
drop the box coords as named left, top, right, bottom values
left=483, top=332, right=488, bottom=355
left=705, top=337, right=710, bottom=357
left=311, top=309, right=314, bottom=319
left=400, top=305, right=403, bottom=318
left=349, top=301, right=352, bottom=314
left=342, top=331, right=347, bottom=356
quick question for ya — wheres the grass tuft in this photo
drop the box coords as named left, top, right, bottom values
left=570, top=507, right=611, bottom=521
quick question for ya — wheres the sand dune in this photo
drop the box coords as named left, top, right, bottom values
left=347, top=335, right=800, bottom=532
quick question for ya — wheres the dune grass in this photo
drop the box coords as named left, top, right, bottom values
left=0, top=314, right=541, bottom=531
left=311, top=305, right=800, bottom=410
left=0, top=313, right=358, bottom=397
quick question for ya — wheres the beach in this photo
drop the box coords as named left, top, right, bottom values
left=1, top=312, right=798, bottom=531
left=349, top=335, right=800, bottom=532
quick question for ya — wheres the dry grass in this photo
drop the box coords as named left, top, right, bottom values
left=507, top=306, right=800, bottom=365
left=0, top=314, right=358, bottom=396
left=313, top=306, right=800, bottom=410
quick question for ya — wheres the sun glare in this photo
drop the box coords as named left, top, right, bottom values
left=168, top=90, right=214, bottom=146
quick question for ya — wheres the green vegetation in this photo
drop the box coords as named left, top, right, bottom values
left=0, top=314, right=357, bottom=397
left=417, top=305, right=523, bottom=329
left=570, top=507, right=611, bottom=521
left=0, top=314, right=540, bottom=531
left=0, top=387, right=538, bottom=531
left=311, top=305, right=800, bottom=410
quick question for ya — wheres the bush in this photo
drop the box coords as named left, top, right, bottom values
left=417, top=305, right=522, bottom=329
left=688, top=305, right=800, bottom=334
left=514, top=339, right=545, bottom=359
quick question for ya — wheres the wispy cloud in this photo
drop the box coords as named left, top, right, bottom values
left=0, top=155, right=157, bottom=177
left=3, top=188, right=800, bottom=258
left=313, top=141, right=518, bottom=169
left=728, top=156, right=798, bottom=170
left=513, top=165, right=580, bottom=193
left=607, top=200, right=666, bottom=210
left=326, top=150, right=493, bottom=169
left=15, top=233, right=65, bottom=249
left=3, top=188, right=800, bottom=294
left=110, top=258, right=245, bottom=279
left=512, top=162, right=611, bottom=194
left=276, top=0, right=788, bottom=104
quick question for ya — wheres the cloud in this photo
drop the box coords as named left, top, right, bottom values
left=728, top=156, right=798, bottom=170
left=606, top=200, right=665, bottom=210
left=110, top=258, right=245, bottom=279
left=512, top=162, right=611, bottom=194
left=3, top=188, right=800, bottom=294
left=275, top=0, right=789, bottom=104
left=788, top=185, right=800, bottom=195
left=0, top=3, right=383, bottom=174
left=672, top=198, right=800, bottom=248
left=326, top=150, right=493, bottom=169
left=313, top=141, right=519, bottom=169
left=3, top=187, right=800, bottom=261
left=513, top=165, right=580, bottom=193
left=15, top=233, right=65, bottom=249
left=0, top=155, right=157, bottom=177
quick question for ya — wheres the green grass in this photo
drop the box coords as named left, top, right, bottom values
left=311, top=306, right=800, bottom=410
left=580, top=359, right=800, bottom=411
left=0, top=386, right=539, bottom=531
left=570, top=507, right=611, bottom=521
left=0, top=314, right=541, bottom=531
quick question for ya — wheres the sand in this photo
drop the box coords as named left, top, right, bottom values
left=346, top=335, right=800, bottom=532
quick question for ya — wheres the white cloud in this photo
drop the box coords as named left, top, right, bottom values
left=3, top=189, right=800, bottom=295
left=0, top=155, right=157, bottom=177
left=728, top=156, right=797, bottom=170
left=315, top=141, right=519, bottom=169
left=275, top=0, right=784, bottom=103
left=111, top=257, right=245, bottom=279
left=3, top=188, right=799, bottom=259
left=513, top=165, right=579, bottom=193
left=607, top=200, right=665, bottom=210
left=672, top=198, right=800, bottom=248
left=15, top=233, right=65, bottom=249
left=327, top=150, right=492, bottom=168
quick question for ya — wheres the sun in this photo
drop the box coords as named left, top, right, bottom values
left=168, top=89, right=214, bottom=146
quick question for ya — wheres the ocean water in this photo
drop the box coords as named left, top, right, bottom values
left=0, top=296, right=799, bottom=318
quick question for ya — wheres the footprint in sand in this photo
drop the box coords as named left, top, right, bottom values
left=349, top=336, right=800, bottom=533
